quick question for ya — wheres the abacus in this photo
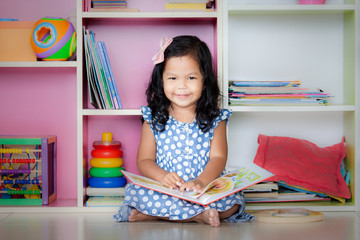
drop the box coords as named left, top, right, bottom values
left=0, top=136, right=56, bottom=205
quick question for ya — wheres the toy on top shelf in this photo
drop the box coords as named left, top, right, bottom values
left=0, top=136, right=56, bottom=206
left=30, top=17, right=76, bottom=61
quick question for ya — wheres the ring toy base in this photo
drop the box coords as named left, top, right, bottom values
left=88, top=177, right=127, bottom=188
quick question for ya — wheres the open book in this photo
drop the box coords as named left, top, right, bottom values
left=121, top=163, right=274, bottom=207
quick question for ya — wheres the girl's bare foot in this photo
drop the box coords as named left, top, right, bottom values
left=198, top=209, right=221, bottom=227
left=128, top=209, right=158, bottom=222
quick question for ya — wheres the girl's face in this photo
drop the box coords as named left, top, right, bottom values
left=162, top=55, right=204, bottom=110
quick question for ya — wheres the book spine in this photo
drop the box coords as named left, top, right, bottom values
left=98, top=41, right=119, bottom=109
left=102, top=42, right=123, bottom=109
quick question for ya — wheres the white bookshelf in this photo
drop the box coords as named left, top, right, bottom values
left=223, top=0, right=359, bottom=211
left=76, top=0, right=223, bottom=208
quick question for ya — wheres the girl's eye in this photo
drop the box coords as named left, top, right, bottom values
left=188, top=76, right=196, bottom=80
left=168, top=77, right=176, bottom=80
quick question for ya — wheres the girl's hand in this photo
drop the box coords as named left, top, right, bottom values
left=179, top=179, right=204, bottom=193
left=160, top=172, right=185, bottom=189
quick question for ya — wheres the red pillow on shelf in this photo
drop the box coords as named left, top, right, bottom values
left=253, top=134, right=351, bottom=199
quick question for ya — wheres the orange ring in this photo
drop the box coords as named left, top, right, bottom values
left=90, top=158, right=123, bottom=168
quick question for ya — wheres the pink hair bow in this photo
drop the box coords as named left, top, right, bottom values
left=152, top=37, right=173, bottom=65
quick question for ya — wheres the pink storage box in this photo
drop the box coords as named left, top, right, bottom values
left=299, top=0, right=326, bottom=4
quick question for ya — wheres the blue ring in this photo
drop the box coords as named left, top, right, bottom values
left=88, top=177, right=127, bottom=188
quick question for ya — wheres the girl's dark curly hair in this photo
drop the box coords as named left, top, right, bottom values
left=146, top=35, right=220, bottom=132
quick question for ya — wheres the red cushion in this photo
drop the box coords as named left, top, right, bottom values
left=253, top=134, right=351, bottom=199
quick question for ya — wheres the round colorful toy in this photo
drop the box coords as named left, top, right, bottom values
left=30, top=17, right=76, bottom=61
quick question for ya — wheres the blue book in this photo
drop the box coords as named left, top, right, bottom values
left=101, top=41, right=123, bottom=109
left=90, top=31, right=113, bottom=109
left=98, top=41, right=118, bottom=109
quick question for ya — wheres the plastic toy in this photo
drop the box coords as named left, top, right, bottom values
left=89, top=167, right=124, bottom=178
left=0, top=136, right=56, bottom=206
left=90, top=157, right=123, bottom=168
left=30, top=17, right=76, bottom=61
left=88, top=177, right=126, bottom=188
left=91, top=148, right=123, bottom=158
left=88, top=132, right=126, bottom=188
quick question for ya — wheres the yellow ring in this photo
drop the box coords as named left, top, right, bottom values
left=90, top=158, right=123, bottom=168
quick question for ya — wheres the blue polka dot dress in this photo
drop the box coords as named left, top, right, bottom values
left=113, top=106, right=253, bottom=223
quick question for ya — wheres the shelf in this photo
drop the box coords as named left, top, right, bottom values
left=0, top=61, right=77, bottom=68
left=0, top=199, right=118, bottom=213
left=228, top=4, right=355, bottom=15
left=246, top=201, right=356, bottom=212
left=82, top=109, right=141, bottom=116
left=228, top=105, right=356, bottom=112
left=82, top=11, right=218, bottom=19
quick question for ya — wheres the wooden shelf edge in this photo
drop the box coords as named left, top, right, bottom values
left=228, top=4, right=355, bottom=15
left=82, top=11, right=218, bottom=19
left=82, top=109, right=142, bottom=116
left=228, top=105, right=356, bottom=112
left=0, top=61, right=77, bottom=68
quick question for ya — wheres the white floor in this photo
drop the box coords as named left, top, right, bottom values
left=0, top=211, right=359, bottom=240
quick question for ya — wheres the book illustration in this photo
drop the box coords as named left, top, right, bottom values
left=121, top=163, right=274, bottom=207
left=246, top=208, right=324, bottom=223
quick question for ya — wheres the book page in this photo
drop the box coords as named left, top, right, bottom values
left=121, top=163, right=274, bottom=206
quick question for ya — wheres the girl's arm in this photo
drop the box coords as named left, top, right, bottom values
left=180, top=120, right=228, bottom=192
left=137, top=121, right=184, bottom=189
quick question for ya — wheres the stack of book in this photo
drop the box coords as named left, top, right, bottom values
left=86, top=0, right=138, bottom=12
left=228, top=80, right=332, bottom=106
left=83, top=27, right=123, bottom=109
left=164, top=0, right=208, bottom=12
left=244, top=182, right=331, bottom=203
left=86, top=187, right=125, bottom=207
left=91, top=0, right=125, bottom=11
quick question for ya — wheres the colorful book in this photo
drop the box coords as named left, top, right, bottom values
left=83, top=27, right=105, bottom=108
left=89, top=30, right=114, bottom=109
left=85, top=29, right=110, bottom=109
left=121, top=163, right=274, bottom=207
left=164, top=3, right=207, bottom=11
left=230, top=80, right=302, bottom=87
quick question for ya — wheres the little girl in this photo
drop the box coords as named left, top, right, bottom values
left=114, top=35, right=253, bottom=227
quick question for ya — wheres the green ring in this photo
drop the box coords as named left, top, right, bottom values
left=89, top=167, right=125, bottom=178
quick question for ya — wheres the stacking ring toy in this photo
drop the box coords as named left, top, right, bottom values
left=89, top=167, right=125, bottom=178
left=91, top=149, right=123, bottom=158
left=88, top=177, right=127, bottom=188
left=90, top=157, right=123, bottom=168
left=93, top=132, right=121, bottom=149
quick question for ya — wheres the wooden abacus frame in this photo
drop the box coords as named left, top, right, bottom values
left=0, top=136, right=56, bottom=205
